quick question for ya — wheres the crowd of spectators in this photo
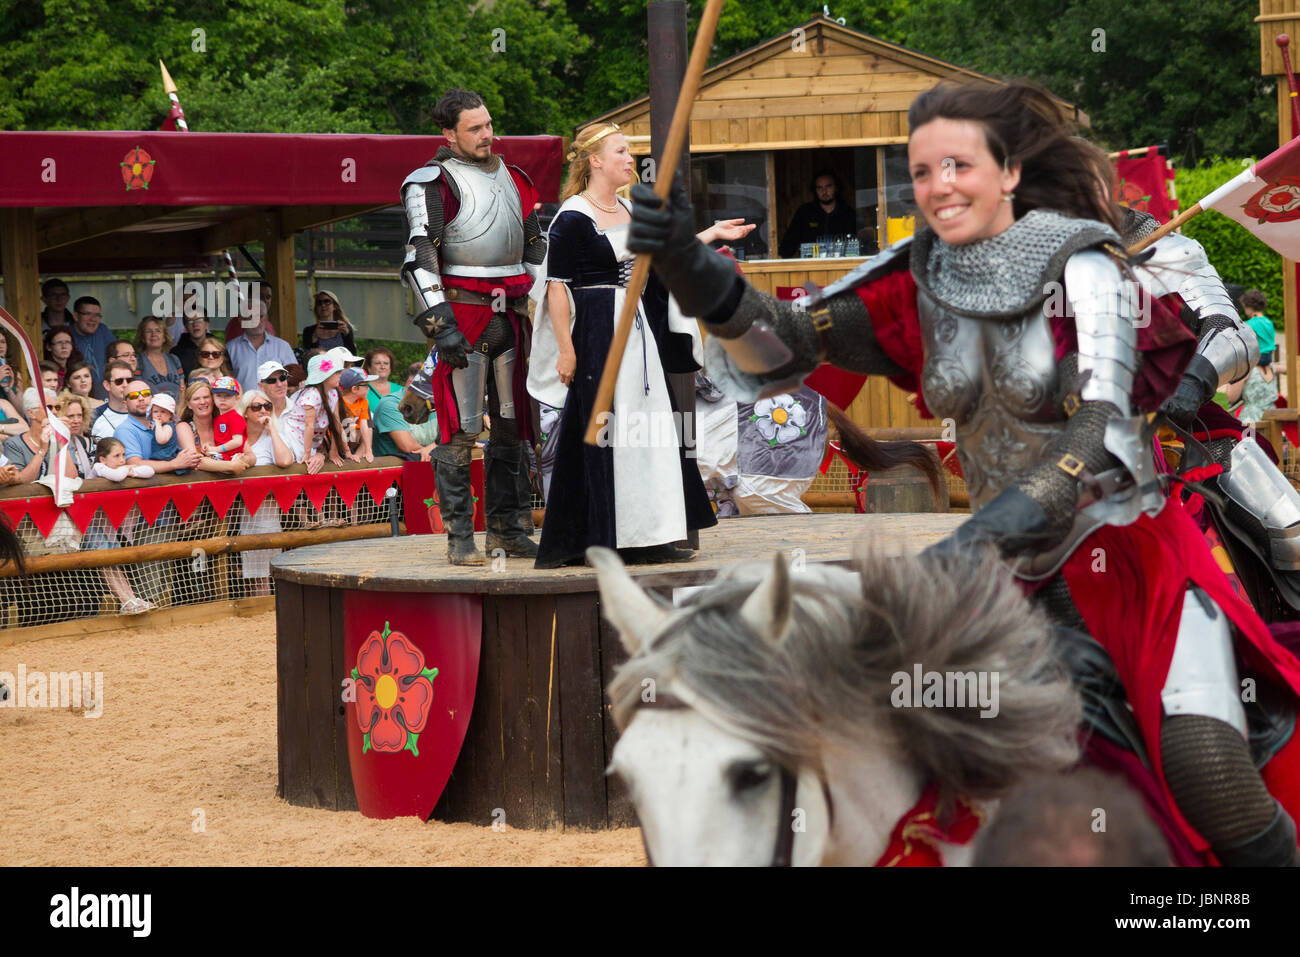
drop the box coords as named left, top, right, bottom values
left=4, top=280, right=434, bottom=614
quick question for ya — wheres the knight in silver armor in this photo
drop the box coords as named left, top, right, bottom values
left=1125, top=207, right=1300, bottom=603
left=398, top=89, right=547, bottom=564
left=629, top=82, right=1300, bottom=866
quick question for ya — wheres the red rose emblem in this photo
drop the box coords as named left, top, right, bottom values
left=351, top=622, right=438, bottom=755
left=1116, top=179, right=1151, bottom=212
left=1243, top=176, right=1300, bottom=224
left=121, top=147, right=156, bottom=191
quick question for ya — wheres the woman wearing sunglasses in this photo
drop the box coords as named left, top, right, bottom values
left=194, top=336, right=234, bottom=379
left=301, top=290, right=357, bottom=356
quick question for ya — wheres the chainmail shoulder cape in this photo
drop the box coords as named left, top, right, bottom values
left=1120, top=207, right=1160, bottom=246
left=910, top=208, right=1121, bottom=319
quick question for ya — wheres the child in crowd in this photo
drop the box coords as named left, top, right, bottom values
left=338, top=367, right=376, bottom=463
left=92, top=436, right=155, bottom=481
left=38, top=360, right=60, bottom=399
left=149, top=393, right=178, bottom=460
left=207, top=376, right=246, bottom=459
left=85, top=437, right=155, bottom=615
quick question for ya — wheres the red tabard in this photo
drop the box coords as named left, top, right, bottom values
left=427, top=164, right=537, bottom=444
left=1060, top=498, right=1300, bottom=859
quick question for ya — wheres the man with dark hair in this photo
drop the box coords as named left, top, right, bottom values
left=778, top=169, right=860, bottom=259
left=40, top=278, right=73, bottom=334
left=396, top=88, right=547, bottom=564
left=91, top=358, right=139, bottom=441
left=69, top=296, right=116, bottom=385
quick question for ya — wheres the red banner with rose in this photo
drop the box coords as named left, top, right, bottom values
left=1113, top=147, right=1179, bottom=224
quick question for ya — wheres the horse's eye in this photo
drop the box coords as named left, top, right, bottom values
left=729, top=760, right=773, bottom=795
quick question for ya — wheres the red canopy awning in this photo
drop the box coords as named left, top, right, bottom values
left=0, top=131, right=563, bottom=207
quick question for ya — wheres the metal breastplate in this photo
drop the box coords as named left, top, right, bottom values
left=918, top=288, right=1066, bottom=510
left=918, top=289, right=1116, bottom=579
left=440, top=159, right=525, bottom=277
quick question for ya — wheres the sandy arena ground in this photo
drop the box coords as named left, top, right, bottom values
left=0, top=612, right=645, bottom=866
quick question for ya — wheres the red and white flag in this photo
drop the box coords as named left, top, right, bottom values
left=1199, top=136, right=1300, bottom=260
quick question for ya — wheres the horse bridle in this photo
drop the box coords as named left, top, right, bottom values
left=629, top=691, right=830, bottom=867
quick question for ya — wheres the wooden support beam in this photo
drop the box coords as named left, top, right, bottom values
left=0, top=208, right=42, bottom=352
left=41, top=231, right=204, bottom=263
left=37, top=205, right=183, bottom=253
left=262, top=209, right=298, bottom=343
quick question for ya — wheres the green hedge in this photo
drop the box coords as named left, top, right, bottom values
left=1176, top=158, right=1284, bottom=329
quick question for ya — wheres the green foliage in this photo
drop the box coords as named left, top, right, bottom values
left=894, top=0, right=1274, bottom=168
left=1176, top=159, right=1284, bottom=323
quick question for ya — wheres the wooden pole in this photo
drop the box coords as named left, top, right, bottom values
left=1126, top=201, right=1203, bottom=254
left=583, top=0, right=726, bottom=445
left=0, top=522, right=402, bottom=578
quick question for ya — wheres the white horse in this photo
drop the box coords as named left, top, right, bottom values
left=590, top=543, right=1082, bottom=866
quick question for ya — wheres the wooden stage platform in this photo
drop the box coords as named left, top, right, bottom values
left=271, top=512, right=965, bottom=829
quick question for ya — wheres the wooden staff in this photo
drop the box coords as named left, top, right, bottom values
left=1126, top=201, right=1205, bottom=254
left=1278, top=35, right=1300, bottom=139
left=583, top=0, right=726, bottom=445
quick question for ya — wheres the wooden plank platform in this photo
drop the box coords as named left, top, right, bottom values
left=271, top=512, right=966, bottom=828
left=270, top=513, right=966, bottom=595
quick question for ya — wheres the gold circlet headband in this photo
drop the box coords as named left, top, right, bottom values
left=567, top=124, right=621, bottom=160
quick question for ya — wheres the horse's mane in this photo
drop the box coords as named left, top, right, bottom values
left=608, top=542, right=1080, bottom=807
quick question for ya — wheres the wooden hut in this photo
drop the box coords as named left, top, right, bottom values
left=583, top=13, right=1085, bottom=430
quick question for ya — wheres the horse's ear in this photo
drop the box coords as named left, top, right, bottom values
left=587, top=546, right=668, bottom=656
left=739, top=550, right=793, bottom=645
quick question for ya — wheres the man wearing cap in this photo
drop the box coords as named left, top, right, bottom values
left=227, top=300, right=296, bottom=392
left=397, top=87, right=545, bottom=564
left=257, top=360, right=292, bottom=416
left=114, top=379, right=202, bottom=474
left=338, top=367, right=376, bottom=461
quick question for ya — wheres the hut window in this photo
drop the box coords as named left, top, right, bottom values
left=689, top=151, right=770, bottom=260
left=882, top=145, right=917, bottom=243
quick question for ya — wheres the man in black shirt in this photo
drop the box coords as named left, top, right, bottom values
left=778, top=170, right=860, bottom=259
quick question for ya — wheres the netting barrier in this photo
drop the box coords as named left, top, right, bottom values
left=0, top=461, right=408, bottom=629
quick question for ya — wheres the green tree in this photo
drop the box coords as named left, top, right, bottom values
left=894, top=0, right=1275, bottom=167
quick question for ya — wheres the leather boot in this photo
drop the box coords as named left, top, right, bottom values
left=484, top=443, right=539, bottom=558
left=434, top=451, right=484, bottom=566
left=1215, top=803, right=1300, bottom=867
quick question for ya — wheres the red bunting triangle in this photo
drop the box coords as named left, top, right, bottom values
left=240, top=483, right=270, bottom=514
left=364, top=470, right=399, bottom=509
left=24, top=497, right=62, bottom=537
left=202, top=481, right=242, bottom=519
left=271, top=474, right=303, bottom=512
left=332, top=471, right=366, bottom=508
left=95, top=489, right=141, bottom=530
left=169, top=483, right=210, bottom=524
left=302, top=475, right=332, bottom=509
left=135, top=486, right=175, bottom=525
left=64, top=494, right=103, bottom=533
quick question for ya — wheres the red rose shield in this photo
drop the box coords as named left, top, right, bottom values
left=351, top=622, right=439, bottom=755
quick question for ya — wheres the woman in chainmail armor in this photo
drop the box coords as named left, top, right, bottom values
left=628, top=80, right=1300, bottom=867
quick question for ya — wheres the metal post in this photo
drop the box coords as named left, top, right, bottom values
left=648, top=0, right=700, bottom=547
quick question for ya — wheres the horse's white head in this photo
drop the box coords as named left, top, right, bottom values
left=591, top=547, right=834, bottom=866
left=591, top=542, right=1082, bottom=867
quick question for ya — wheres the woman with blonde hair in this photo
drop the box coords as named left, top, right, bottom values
left=54, top=392, right=94, bottom=474
left=194, top=335, right=234, bottom=379
left=175, top=379, right=248, bottom=476
left=134, top=315, right=184, bottom=400
left=528, top=121, right=753, bottom=568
